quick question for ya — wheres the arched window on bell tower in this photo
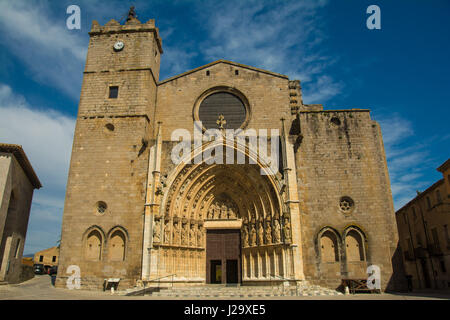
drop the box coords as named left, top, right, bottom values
left=85, top=229, right=103, bottom=261
left=319, top=229, right=340, bottom=263
left=345, top=229, right=365, bottom=262
left=108, top=229, right=127, bottom=262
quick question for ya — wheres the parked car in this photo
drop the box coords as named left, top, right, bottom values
left=48, top=265, right=58, bottom=275
left=33, top=263, right=45, bottom=275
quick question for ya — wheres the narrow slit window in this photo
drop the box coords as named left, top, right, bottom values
left=109, top=86, right=119, bottom=99
left=14, top=238, right=21, bottom=258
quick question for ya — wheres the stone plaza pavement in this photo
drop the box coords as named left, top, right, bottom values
left=0, top=275, right=449, bottom=300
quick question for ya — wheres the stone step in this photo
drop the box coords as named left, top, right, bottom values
left=151, top=291, right=342, bottom=297
left=155, top=291, right=296, bottom=295
left=124, top=283, right=343, bottom=297
left=147, top=287, right=342, bottom=297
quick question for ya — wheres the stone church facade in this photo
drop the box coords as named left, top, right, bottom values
left=56, top=16, right=399, bottom=291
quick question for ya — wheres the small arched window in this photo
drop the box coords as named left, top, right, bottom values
left=109, top=230, right=126, bottom=261
left=86, top=230, right=102, bottom=261
left=14, top=238, right=21, bottom=258
left=346, top=230, right=365, bottom=262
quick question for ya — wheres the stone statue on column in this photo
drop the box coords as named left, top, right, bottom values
left=207, top=204, right=214, bottom=219
left=250, top=224, right=257, bottom=246
left=265, top=221, right=272, bottom=244
left=153, top=219, right=161, bottom=243
left=181, top=223, right=188, bottom=245
left=189, top=224, right=195, bottom=246
left=273, top=219, right=281, bottom=243
left=257, top=222, right=264, bottom=245
left=164, top=220, right=171, bottom=244
left=283, top=217, right=292, bottom=243
left=173, top=221, right=180, bottom=244
left=197, top=225, right=203, bottom=246
left=242, top=223, right=249, bottom=247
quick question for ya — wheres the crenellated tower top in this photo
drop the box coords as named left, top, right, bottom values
left=89, top=17, right=163, bottom=54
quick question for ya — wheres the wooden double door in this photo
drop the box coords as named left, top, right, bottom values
left=206, top=229, right=241, bottom=284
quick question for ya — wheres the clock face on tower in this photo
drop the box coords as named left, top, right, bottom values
left=113, top=41, right=124, bottom=51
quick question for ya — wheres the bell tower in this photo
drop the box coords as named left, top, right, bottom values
left=81, top=15, right=162, bottom=118
left=56, top=14, right=163, bottom=289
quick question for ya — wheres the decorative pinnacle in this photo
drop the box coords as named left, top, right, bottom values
left=127, top=6, right=137, bottom=22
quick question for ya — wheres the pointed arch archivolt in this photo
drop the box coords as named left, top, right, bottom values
left=159, top=139, right=285, bottom=222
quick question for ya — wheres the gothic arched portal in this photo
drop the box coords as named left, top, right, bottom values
left=152, top=142, right=295, bottom=283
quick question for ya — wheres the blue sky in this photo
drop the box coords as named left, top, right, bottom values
left=0, top=0, right=449, bottom=254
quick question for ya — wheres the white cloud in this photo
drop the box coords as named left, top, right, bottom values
left=302, top=75, right=344, bottom=104
left=0, top=1, right=87, bottom=99
left=377, top=114, right=433, bottom=210
left=161, top=45, right=199, bottom=79
left=158, top=0, right=340, bottom=103
left=197, top=0, right=339, bottom=103
left=0, top=84, right=75, bottom=254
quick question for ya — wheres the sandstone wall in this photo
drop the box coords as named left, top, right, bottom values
left=156, top=62, right=292, bottom=140
left=294, top=110, right=398, bottom=291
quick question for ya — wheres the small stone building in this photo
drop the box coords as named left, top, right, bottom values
left=395, top=159, right=450, bottom=290
left=56, top=15, right=400, bottom=291
left=0, top=143, right=41, bottom=283
left=34, top=246, right=59, bottom=267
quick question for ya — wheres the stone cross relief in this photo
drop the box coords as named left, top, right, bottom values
left=216, top=114, right=226, bottom=129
